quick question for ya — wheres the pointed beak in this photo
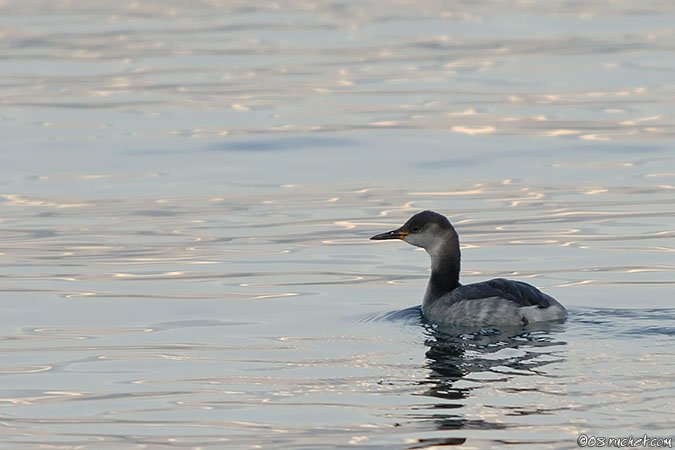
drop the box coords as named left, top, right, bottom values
left=370, top=229, right=409, bottom=240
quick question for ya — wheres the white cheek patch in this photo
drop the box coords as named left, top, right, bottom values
left=403, top=234, right=424, bottom=248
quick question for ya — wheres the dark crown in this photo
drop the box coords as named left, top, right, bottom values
left=402, top=210, right=452, bottom=231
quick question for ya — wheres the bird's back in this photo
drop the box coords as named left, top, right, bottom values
left=450, top=278, right=558, bottom=307
left=422, top=278, right=567, bottom=327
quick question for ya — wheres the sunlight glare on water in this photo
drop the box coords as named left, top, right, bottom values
left=1, top=1, right=674, bottom=449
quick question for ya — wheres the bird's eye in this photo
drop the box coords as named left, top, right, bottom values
left=410, top=225, right=421, bottom=233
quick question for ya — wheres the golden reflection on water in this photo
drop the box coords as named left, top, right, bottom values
left=1, top=194, right=91, bottom=208
left=0, top=366, right=52, bottom=375
left=1, top=178, right=672, bottom=301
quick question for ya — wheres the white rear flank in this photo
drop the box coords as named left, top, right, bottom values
left=520, top=303, right=567, bottom=324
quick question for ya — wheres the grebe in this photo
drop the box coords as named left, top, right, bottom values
left=370, top=210, right=567, bottom=327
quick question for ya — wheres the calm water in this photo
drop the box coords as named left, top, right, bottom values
left=1, top=1, right=674, bottom=449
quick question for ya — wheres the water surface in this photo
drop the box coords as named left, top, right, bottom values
left=1, top=1, right=674, bottom=448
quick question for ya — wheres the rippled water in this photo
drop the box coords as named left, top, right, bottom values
left=2, top=1, right=674, bottom=449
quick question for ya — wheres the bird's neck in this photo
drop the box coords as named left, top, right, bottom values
left=424, top=235, right=461, bottom=302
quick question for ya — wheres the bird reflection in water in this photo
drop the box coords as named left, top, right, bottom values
left=407, top=321, right=567, bottom=448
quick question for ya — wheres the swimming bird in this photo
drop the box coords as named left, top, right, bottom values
left=370, top=211, right=566, bottom=327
